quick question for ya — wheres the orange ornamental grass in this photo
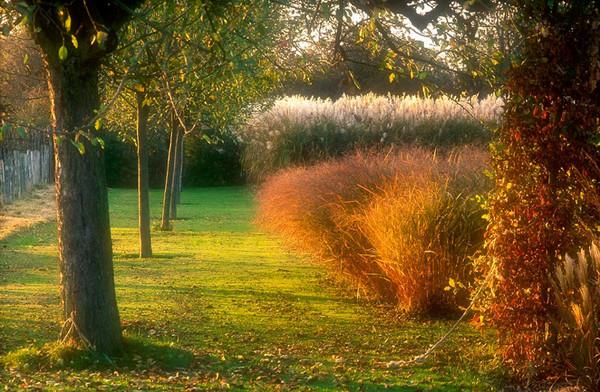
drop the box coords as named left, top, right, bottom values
left=256, top=150, right=400, bottom=299
left=358, top=149, right=489, bottom=314
left=256, top=148, right=490, bottom=314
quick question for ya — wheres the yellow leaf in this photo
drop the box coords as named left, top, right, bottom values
left=133, top=83, right=145, bottom=93
left=388, top=73, right=396, bottom=83
left=449, top=278, right=456, bottom=288
left=71, top=35, right=78, bottom=49
left=94, top=119, right=102, bottom=131
left=64, top=14, right=71, bottom=32
left=96, top=31, right=108, bottom=45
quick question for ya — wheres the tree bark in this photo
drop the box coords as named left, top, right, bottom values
left=136, top=91, right=152, bottom=257
left=170, top=126, right=183, bottom=219
left=160, top=111, right=177, bottom=230
left=45, top=58, right=122, bottom=355
left=24, top=0, right=146, bottom=357
left=174, top=129, right=184, bottom=206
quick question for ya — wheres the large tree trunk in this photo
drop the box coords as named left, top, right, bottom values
left=25, top=0, right=145, bottom=357
left=160, top=111, right=177, bottom=230
left=169, top=127, right=183, bottom=219
left=136, top=91, right=152, bottom=258
left=46, top=59, right=122, bottom=355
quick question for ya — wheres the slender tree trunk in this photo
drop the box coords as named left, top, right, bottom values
left=136, top=91, right=152, bottom=257
left=174, top=130, right=183, bottom=205
left=45, top=59, right=122, bottom=354
left=170, top=127, right=183, bottom=219
left=178, top=130, right=184, bottom=200
left=160, top=111, right=177, bottom=230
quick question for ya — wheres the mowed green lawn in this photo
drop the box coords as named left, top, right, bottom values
left=0, top=187, right=502, bottom=391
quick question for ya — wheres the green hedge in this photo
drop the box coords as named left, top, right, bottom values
left=103, top=130, right=243, bottom=188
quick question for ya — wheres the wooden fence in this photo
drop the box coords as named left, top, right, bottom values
left=0, top=127, right=53, bottom=206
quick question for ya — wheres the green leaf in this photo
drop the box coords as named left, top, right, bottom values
left=0, top=124, right=9, bottom=141
left=58, top=45, right=68, bottom=61
left=202, top=134, right=214, bottom=144
left=71, top=35, right=78, bottom=49
left=1, top=123, right=13, bottom=136
left=19, top=13, right=29, bottom=27
left=95, top=137, right=105, bottom=150
left=70, top=139, right=85, bottom=155
left=16, top=127, right=26, bottom=138
left=23, top=53, right=30, bottom=65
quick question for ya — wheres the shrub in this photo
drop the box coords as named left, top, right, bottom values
left=552, top=242, right=600, bottom=390
left=104, top=131, right=168, bottom=188
left=240, top=94, right=501, bottom=182
left=103, top=129, right=244, bottom=188
left=256, top=148, right=489, bottom=314
left=183, top=131, right=245, bottom=186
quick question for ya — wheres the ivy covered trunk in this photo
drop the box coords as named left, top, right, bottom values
left=486, top=1, right=600, bottom=378
left=45, top=57, right=122, bottom=354
left=136, top=90, right=152, bottom=258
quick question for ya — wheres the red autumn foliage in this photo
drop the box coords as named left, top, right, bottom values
left=483, top=1, right=600, bottom=379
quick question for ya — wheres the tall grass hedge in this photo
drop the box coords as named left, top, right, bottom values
left=240, top=94, right=500, bottom=182
left=256, top=148, right=490, bottom=315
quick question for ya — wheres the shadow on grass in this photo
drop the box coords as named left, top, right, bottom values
left=1, top=336, right=193, bottom=372
left=0, top=220, right=56, bottom=249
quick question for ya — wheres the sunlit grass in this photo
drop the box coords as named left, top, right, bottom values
left=1, top=187, right=503, bottom=390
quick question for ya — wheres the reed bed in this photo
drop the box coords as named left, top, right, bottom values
left=241, top=94, right=501, bottom=182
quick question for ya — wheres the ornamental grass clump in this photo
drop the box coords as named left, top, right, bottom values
left=240, top=94, right=501, bottom=182
left=255, top=151, right=401, bottom=299
left=552, top=243, right=600, bottom=390
left=359, top=149, right=489, bottom=314
left=256, top=148, right=490, bottom=314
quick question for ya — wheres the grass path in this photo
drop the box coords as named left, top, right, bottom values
left=1, top=187, right=500, bottom=391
